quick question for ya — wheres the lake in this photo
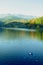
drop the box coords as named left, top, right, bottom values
left=0, top=28, right=43, bottom=65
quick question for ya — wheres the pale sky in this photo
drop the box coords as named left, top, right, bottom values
left=0, top=0, right=43, bottom=16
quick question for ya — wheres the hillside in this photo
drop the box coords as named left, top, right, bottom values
left=28, top=16, right=43, bottom=24
left=0, top=14, right=43, bottom=29
left=25, top=16, right=43, bottom=29
left=0, top=14, right=35, bottom=24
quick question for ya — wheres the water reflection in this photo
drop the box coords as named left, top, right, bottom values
left=0, top=28, right=43, bottom=41
left=30, top=31, right=43, bottom=41
left=0, top=28, right=43, bottom=65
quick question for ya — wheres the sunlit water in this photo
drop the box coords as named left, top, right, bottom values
left=0, top=28, right=43, bottom=65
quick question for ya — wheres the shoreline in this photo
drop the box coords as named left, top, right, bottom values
left=0, top=27, right=43, bottom=32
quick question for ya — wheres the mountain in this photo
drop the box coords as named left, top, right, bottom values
left=0, top=14, right=36, bottom=20
left=4, top=22, right=27, bottom=28
left=0, top=15, right=43, bottom=29
left=28, top=16, right=43, bottom=24
left=14, top=14, right=36, bottom=20
left=0, top=14, right=36, bottom=24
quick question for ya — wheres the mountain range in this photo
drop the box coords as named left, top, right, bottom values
left=0, top=14, right=36, bottom=20
left=0, top=14, right=43, bottom=29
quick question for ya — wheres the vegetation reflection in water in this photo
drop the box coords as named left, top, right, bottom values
left=0, top=28, right=43, bottom=41
left=0, top=28, right=43, bottom=65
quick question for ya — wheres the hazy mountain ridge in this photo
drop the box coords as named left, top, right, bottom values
left=0, top=14, right=43, bottom=29
left=0, top=14, right=36, bottom=20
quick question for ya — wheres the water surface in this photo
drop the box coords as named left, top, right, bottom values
left=0, top=28, right=43, bottom=65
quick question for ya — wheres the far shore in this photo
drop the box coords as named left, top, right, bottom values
left=0, top=27, right=43, bottom=32
left=1, top=27, right=36, bottom=31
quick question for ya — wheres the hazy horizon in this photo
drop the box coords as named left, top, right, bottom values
left=0, top=0, right=43, bottom=17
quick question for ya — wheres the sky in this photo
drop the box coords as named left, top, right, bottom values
left=0, top=0, right=43, bottom=16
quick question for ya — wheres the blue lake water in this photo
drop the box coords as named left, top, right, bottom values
left=0, top=28, right=43, bottom=65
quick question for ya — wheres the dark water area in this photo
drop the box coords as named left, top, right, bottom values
left=0, top=28, right=43, bottom=65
